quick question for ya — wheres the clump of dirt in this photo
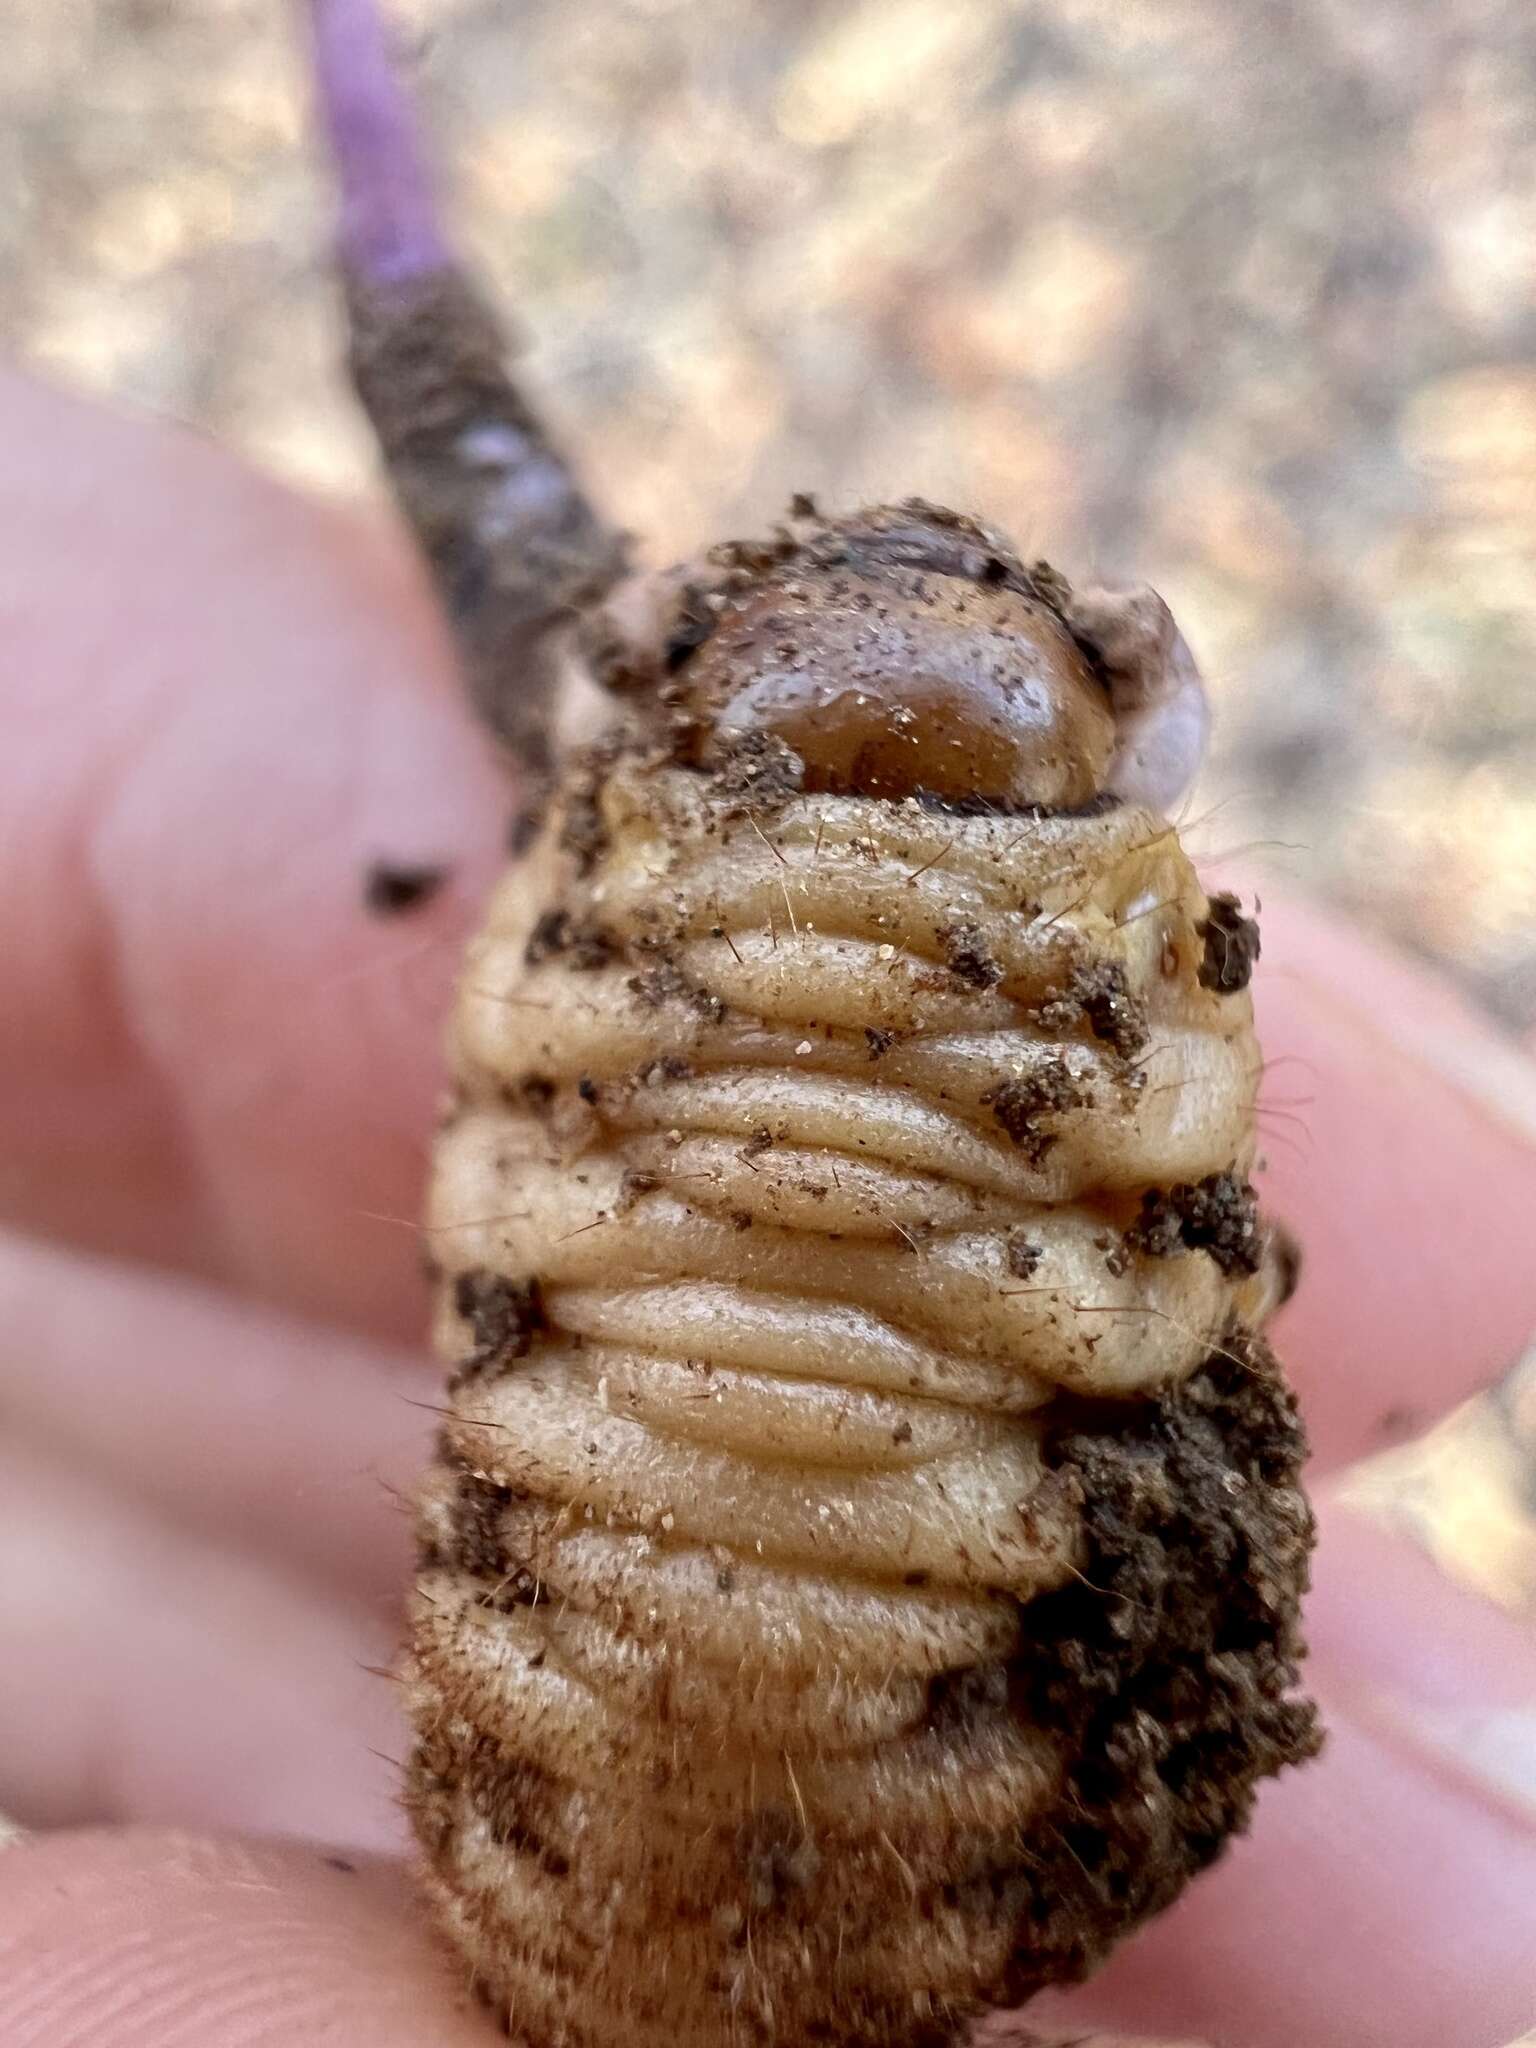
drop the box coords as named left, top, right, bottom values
left=1005, top=1231, right=1044, bottom=1279
left=1001, top=1331, right=1321, bottom=1998
left=627, top=958, right=727, bottom=1024
left=408, top=1723, right=568, bottom=1879
left=558, top=728, right=646, bottom=873
left=940, top=920, right=1004, bottom=990
left=439, top=1460, right=517, bottom=1580
left=524, top=908, right=617, bottom=970
left=636, top=1053, right=693, bottom=1087
left=1125, top=1172, right=1263, bottom=1275
left=737, top=1804, right=822, bottom=1915
left=982, top=1058, right=1087, bottom=1163
left=708, top=728, right=806, bottom=806
left=662, top=583, right=722, bottom=672
left=449, top=1270, right=546, bottom=1386
left=1032, top=961, right=1149, bottom=1060
left=1197, top=892, right=1261, bottom=993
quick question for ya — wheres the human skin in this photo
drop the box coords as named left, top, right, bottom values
left=0, top=368, right=1534, bottom=2047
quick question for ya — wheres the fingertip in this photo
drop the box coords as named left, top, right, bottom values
left=0, top=1829, right=498, bottom=2048
left=1244, top=896, right=1536, bottom=1467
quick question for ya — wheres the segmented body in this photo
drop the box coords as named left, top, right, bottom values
left=409, top=686, right=1316, bottom=2045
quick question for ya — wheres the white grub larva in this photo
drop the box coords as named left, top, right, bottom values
left=305, top=5, right=1321, bottom=2044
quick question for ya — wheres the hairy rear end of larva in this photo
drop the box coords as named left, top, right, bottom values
left=409, top=508, right=1319, bottom=2047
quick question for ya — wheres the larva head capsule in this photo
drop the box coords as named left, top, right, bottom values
left=592, top=499, right=1210, bottom=816
left=663, top=504, right=1116, bottom=808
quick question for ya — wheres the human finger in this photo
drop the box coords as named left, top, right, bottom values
left=0, top=1437, right=404, bottom=1850
left=0, top=366, right=506, bottom=1339
left=0, top=1829, right=496, bottom=2048
left=1247, top=894, right=1536, bottom=1473
left=0, top=1228, right=429, bottom=1610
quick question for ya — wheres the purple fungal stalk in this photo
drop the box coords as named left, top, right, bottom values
left=306, top=0, right=452, bottom=288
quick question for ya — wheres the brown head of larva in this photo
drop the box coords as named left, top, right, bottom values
left=675, top=507, right=1114, bottom=806
left=604, top=501, right=1120, bottom=808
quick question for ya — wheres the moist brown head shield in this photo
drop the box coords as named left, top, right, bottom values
left=645, top=505, right=1117, bottom=808
left=305, top=6, right=1321, bottom=2042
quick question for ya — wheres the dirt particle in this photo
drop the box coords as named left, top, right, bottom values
left=559, top=788, right=607, bottom=872
left=449, top=1270, right=546, bottom=1384
left=982, top=1057, right=1087, bottom=1163
left=363, top=860, right=449, bottom=917
left=558, top=731, right=638, bottom=873
left=708, top=728, right=806, bottom=806
left=939, top=920, right=1004, bottom=990
left=1197, top=892, right=1261, bottom=994
left=524, top=908, right=616, bottom=970
left=1005, top=1231, right=1044, bottom=1280
left=629, top=960, right=688, bottom=1006
left=663, top=583, right=721, bottom=673
left=441, top=1741, right=570, bottom=1877
left=617, top=1168, right=662, bottom=1213
left=1124, top=1172, right=1263, bottom=1276
left=637, top=1054, right=692, bottom=1087
left=628, top=960, right=727, bottom=1023
left=419, top=1458, right=518, bottom=1585
left=1094, top=1229, right=1131, bottom=1277
left=1036, top=961, right=1149, bottom=1059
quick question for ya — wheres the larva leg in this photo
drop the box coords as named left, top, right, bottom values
left=304, top=0, right=628, bottom=774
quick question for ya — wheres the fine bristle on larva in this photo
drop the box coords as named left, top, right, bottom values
left=411, top=748, right=1317, bottom=2047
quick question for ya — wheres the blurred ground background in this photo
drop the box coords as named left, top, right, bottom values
left=1, top=0, right=1534, bottom=1611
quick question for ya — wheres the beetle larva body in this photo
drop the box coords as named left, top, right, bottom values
left=408, top=508, right=1319, bottom=2047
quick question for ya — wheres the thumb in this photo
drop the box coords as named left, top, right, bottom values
left=0, top=1829, right=495, bottom=2048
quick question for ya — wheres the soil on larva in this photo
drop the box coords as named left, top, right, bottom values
left=1002, top=1332, right=1321, bottom=2001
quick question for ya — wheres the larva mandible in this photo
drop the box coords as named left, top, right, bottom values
left=307, top=5, right=1322, bottom=2042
